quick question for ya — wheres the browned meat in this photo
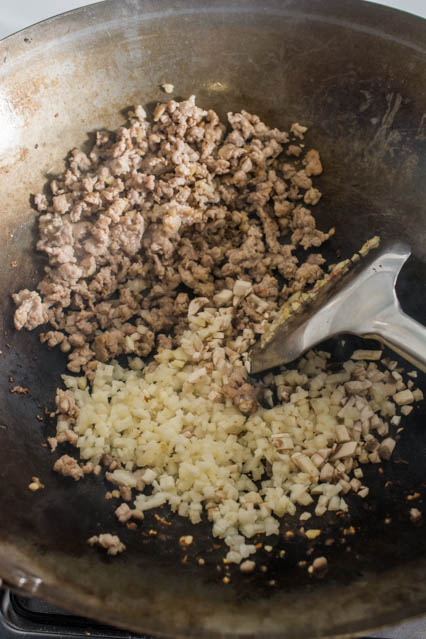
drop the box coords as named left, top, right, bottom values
left=115, top=503, right=144, bottom=523
left=87, top=533, right=126, bottom=556
left=47, top=437, right=58, bottom=452
left=56, top=389, right=77, bottom=416
left=290, top=123, right=308, bottom=139
left=56, top=429, right=79, bottom=446
left=94, top=330, right=125, bottom=362
left=40, top=331, right=66, bottom=348
left=12, top=290, right=48, bottom=330
left=223, top=367, right=259, bottom=416
left=120, top=486, right=132, bottom=502
left=291, top=207, right=331, bottom=249
left=53, top=455, right=84, bottom=480
left=232, top=383, right=259, bottom=416
left=304, top=149, right=323, bottom=176
left=115, top=503, right=133, bottom=523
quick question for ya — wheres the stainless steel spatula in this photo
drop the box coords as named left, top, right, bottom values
left=250, top=242, right=426, bottom=374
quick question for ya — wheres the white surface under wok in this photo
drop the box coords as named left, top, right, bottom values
left=0, top=0, right=425, bottom=41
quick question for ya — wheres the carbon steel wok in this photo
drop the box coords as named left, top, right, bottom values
left=0, top=1, right=426, bottom=637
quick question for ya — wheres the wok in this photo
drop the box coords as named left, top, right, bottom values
left=0, top=0, right=425, bottom=637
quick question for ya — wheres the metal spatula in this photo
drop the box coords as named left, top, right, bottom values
left=250, top=242, right=426, bottom=374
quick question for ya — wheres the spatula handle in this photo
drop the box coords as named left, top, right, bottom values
left=367, top=306, right=426, bottom=373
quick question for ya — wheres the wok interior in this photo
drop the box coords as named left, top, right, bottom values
left=0, top=1, right=426, bottom=637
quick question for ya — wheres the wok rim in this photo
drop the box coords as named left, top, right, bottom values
left=0, top=0, right=425, bottom=637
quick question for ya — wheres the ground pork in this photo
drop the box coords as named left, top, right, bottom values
left=13, top=96, right=330, bottom=385
left=12, top=290, right=48, bottom=330
left=53, top=454, right=84, bottom=480
left=87, top=534, right=126, bottom=556
left=115, top=503, right=144, bottom=523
